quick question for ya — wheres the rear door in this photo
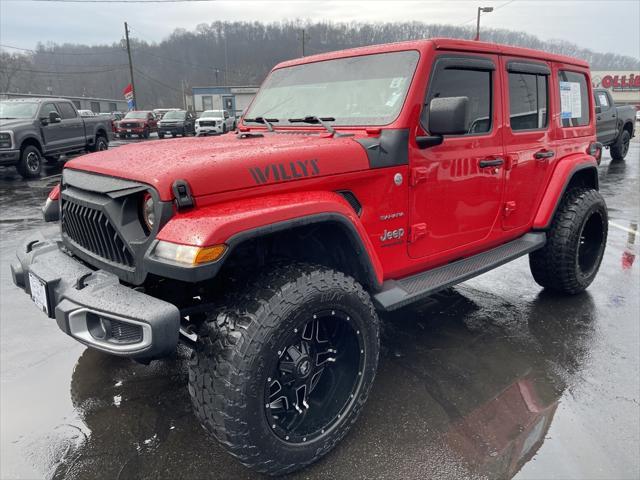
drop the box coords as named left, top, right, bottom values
left=501, top=58, right=553, bottom=230
left=409, top=53, right=505, bottom=259
left=56, top=102, right=86, bottom=148
left=594, top=90, right=617, bottom=144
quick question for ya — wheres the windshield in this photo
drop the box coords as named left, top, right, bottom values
left=0, top=101, right=39, bottom=119
left=163, top=110, right=186, bottom=120
left=201, top=110, right=224, bottom=118
left=124, top=111, right=148, bottom=119
left=245, top=50, right=419, bottom=126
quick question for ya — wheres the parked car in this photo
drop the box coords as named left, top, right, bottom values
left=158, top=110, right=196, bottom=138
left=593, top=88, right=635, bottom=162
left=0, top=98, right=111, bottom=178
left=195, top=109, right=236, bottom=135
left=115, top=110, right=158, bottom=139
left=12, top=38, right=607, bottom=475
left=153, top=108, right=181, bottom=120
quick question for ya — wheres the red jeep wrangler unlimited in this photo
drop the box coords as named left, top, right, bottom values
left=11, top=39, right=607, bottom=475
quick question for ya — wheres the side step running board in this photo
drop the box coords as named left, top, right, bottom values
left=373, top=232, right=546, bottom=311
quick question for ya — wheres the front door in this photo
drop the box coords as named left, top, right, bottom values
left=409, top=53, right=505, bottom=259
left=501, top=58, right=553, bottom=230
left=594, top=90, right=617, bottom=144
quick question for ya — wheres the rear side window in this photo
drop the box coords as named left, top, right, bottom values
left=426, top=67, right=492, bottom=135
left=596, top=91, right=610, bottom=110
left=57, top=103, right=77, bottom=119
left=558, top=71, right=590, bottom=127
left=508, top=73, right=548, bottom=130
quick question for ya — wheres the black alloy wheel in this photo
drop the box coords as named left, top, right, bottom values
left=265, top=309, right=363, bottom=443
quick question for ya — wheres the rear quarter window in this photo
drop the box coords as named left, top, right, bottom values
left=558, top=71, right=590, bottom=127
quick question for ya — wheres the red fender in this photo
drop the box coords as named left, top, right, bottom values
left=533, top=154, right=598, bottom=230
left=157, top=190, right=384, bottom=286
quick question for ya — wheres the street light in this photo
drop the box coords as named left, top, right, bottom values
left=475, top=6, right=494, bottom=41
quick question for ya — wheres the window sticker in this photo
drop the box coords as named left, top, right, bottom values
left=597, top=92, right=609, bottom=107
left=560, top=81, right=582, bottom=120
left=389, top=77, right=405, bottom=89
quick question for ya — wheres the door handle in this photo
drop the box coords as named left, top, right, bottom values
left=597, top=116, right=601, bottom=121
left=534, top=150, right=554, bottom=160
left=479, top=158, right=504, bottom=168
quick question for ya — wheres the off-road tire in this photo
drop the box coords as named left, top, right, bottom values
left=222, top=124, right=227, bottom=134
left=610, top=129, right=630, bottom=161
left=158, top=133, right=165, bottom=139
left=143, top=127, right=150, bottom=139
left=188, top=264, right=380, bottom=476
left=529, top=188, right=607, bottom=294
left=16, top=145, right=43, bottom=178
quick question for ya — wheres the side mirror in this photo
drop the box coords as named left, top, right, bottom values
left=49, top=111, right=61, bottom=124
left=416, top=96, right=468, bottom=149
left=428, top=96, right=468, bottom=135
left=595, top=105, right=602, bottom=114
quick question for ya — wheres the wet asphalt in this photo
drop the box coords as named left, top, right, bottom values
left=0, top=136, right=638, bottom=480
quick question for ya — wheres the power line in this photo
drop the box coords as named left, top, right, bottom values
left=3, top=0, right=222, bottom=2
left=134, top=49, right=243, bottom=76
left=459, top=0, right=518, bottom=26
left=134, top=68, right=183, bottom=93
left=15, top=66, right=129, bottom=75
left=1, top=43, right=125, bottom=56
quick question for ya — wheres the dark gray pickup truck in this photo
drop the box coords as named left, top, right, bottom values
left=594, top=88, right=636, bottom=162
left=0, top=98, right=111, bottom=178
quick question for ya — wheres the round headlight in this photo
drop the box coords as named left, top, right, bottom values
left=142, top=192, right=155, bottom=232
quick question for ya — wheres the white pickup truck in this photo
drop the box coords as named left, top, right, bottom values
left=194, top=109, right=236, bottom=135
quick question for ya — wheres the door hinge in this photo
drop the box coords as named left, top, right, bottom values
left=410, top=223, right=428, bottom=243
left=410, top=167, right=429, bottom=186
left=504, top=201, right=517, bottom=217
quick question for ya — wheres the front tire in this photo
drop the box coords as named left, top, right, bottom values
left=88, top=135, right=108, bottom=152
left=610, top=129, right=630, bottom=161
left=529, top=188, right=607, bottom=294
left=16, top=145, right=43, bottom=178
left=188, top=264, right=380, bottom=476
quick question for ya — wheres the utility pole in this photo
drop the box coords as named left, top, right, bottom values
left=124, top=22, right=137, bottom=109
left=301, top=29, right=310, bottom=57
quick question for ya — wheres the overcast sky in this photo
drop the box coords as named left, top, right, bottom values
left=1, top=0, right=639, bottom=59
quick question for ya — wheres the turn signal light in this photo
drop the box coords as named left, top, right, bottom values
left=152, top=240, right=227, bottom=266
left=588, top=142, right=603, bottom=162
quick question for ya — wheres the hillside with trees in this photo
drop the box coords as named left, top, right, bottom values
left=2, top=20, right=639, bottom=108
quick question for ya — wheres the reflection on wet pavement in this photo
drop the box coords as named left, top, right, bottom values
left=1, top=141, right=638, bottom=479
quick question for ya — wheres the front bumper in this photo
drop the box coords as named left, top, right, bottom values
left=116, top=126, right=145, bottom=134
left=195, top=123, right=223, bottom=135
left=159, top=125, right=185, bottom=135
left=11, top=233, right=180, bottom=360
left=0, top=149, right=20, bottom=166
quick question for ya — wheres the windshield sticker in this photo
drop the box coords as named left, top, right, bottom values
left=389, top=77, right=405, bottom=89
left=560, top=81, right=582, bottom=119
left=597, top=93, right=609, bottom=107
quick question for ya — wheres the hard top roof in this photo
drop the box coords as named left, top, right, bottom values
left=275, top=37, right=589, bottom=70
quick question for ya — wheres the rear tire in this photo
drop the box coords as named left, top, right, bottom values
left=188, top=264, right=380, bottom=476
left=610, top=129, right=630, bottom=161
left=16, top=145, right=43, bottom=179
left=88, top=135, right=108, bottom=152
left=529, top=188, right=607, bottom=294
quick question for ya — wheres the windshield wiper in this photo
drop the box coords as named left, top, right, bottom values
left=243, top=116, right=278, bottom=132
left=288, top=116, right=336, bottom=135
left=0, top=117, right=17, bottom=120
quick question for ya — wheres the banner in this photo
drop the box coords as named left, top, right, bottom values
left=123, top=83, right=135, bottom=110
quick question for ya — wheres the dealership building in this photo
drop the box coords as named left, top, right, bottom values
left=591, top=71, right=640, bottom=107
left=190, top=86, right=259, bottom=116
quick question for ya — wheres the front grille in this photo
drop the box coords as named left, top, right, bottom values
left=110, top=319, right=143, bottom=344
left=62, top=198, right=134, bottom=267
left=199, top=121, right=216, bottom=126
left=121, top=122, right=139, bottom=128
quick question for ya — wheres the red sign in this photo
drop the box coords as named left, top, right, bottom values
left=600, top=74, right=640, bottom=91
left=122, top=83, right=134, bottom=99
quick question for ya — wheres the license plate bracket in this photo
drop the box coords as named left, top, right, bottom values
left=28, top=272, right=52, bottom=317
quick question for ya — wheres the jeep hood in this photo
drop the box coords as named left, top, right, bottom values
left=65, top=133, right=372, bottom=201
